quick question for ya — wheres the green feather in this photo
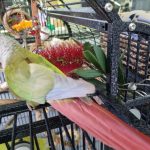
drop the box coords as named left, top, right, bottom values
left=5, top=45, right=65, bottom=104
left=5, top=62, right=55, bottom=104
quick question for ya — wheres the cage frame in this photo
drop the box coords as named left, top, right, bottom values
left=0, top=0, right=150, bottom=149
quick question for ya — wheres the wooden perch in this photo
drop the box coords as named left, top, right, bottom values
left=0, top=99, right=19, bottom=105
left=50, top=98, right=150, bottom=150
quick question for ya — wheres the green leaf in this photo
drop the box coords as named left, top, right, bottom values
left=74, top=69, right=102, bottom=79
left=93, top=45, right=107, bottom=73
left=84, top=51, right=104, bottom=73
left=83, top=42, right=93, bottom=51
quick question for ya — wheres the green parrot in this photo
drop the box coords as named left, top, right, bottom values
left=0, top=34, right=95, bottom=107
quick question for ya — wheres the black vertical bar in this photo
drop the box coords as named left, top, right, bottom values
left=76, top=126, right=79, bottom=150
left=29, top=111, right=34, bottom=150
left=107, top=23, right=120, bottom=97
left=125, top=32, right=132, bottom=81
left=124, top=32, right=132, bottom=101
left=144, top=36, right=150, bottom=88
left=34, top=135, right=40, bottom=150
left=82, top=132, right=86, bottom=150
left=71, top=124, right=75, bottom=148
left=133, top=34, right=141, bottom=99
left=43, top=108, right=56, bottom=150
left=59, top=127, right=65, bottom=150
left=83, top=131, right=96, bottom=150
left=64, top=21, right=73, bottom=37
left=93, top=137, right=96, bottom=148
left=100, top=142, right=104, bottom=150
left=58, top=113, right=76, bottom=150
left=11, top=114, right=17, bottom=150
left=5, top=142, right=10, bottom=150
left=134, top=34, right=141, bottom=82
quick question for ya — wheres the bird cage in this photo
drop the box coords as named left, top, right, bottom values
left=41, top=0, right=150, bottom=133
left=1, top=0, right=150, bottom=150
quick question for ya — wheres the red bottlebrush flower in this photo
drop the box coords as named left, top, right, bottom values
left=35, top=38, right=83, bottom=74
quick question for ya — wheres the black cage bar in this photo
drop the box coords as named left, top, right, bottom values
left=0, top=0, right=150, bottom=149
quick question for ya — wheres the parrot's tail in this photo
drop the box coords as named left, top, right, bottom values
left=46, top=74, right=96, bottom=101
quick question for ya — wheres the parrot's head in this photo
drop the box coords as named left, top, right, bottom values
left=0, top=34, right=19, bottom=69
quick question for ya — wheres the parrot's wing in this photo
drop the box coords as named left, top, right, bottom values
left=5, top=61, right=55, bottom=104
left=46, top=72, right=96, bottom=101
left=24, top=49, right=64, bottom=75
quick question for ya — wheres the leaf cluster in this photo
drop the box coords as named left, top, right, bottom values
left=74, top=42, right=125, bottom=87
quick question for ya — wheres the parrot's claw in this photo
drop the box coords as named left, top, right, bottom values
left=26, top=104, right=43, bottom=121
left=26, top=103, right=33, bottom=111
left=26, top=101, right=39, bottom=111
left=35, top=109, right=43, bottom=121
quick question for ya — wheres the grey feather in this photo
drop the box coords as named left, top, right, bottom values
left=46, top=73, right=95, bottom=101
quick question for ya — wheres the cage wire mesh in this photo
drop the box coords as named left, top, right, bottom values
left=42, top=0, right=150, bottom=134
left=42, top=0, right=101, bottom=44
left=100, top=31, right=150, bottom=134
left=99, top=6, right=150, bottom=133
left=0, top=0, right=150, bottom=149
left=0, top=1, right=108, bottom=149
left=0, top=0, right=109, bottom=150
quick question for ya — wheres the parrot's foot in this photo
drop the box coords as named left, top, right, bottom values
left=0, top=82, right=9, bottom=92
left=35, top=109, right=43, bottom=121
left=26, top=102, right=49, bottom=121
left=92, top=96, right=104, bottom=105
left=35, top=108, right=49, bottom=121
left=26, top=103, right=34, bottom=111
left=26, top=101, right=40, bottom=111
left=26, top=103, right=43, bottom=121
